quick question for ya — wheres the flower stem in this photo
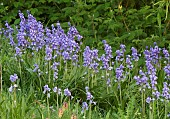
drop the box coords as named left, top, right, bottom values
left=165, top=101, right=167, bottom=119
left=157, top=100, right=159, bottom=118
left=142, top=90, right=145, bottom=118
left=119, top=83, right=122, bottom=109
left=47, top=94, right=50, bottom=119
left=48, top=61, right=51, bottom=83
left=89, top=103, right=91, bottom=119
left=88, top=68, right=90, bottom=87
left=57, top=93, right=59, bottom=109
left=0, top=64, right=2, bottom=93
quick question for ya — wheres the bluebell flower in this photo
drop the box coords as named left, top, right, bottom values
left=164, top=64, right=170, bottom=80
left=45, top=46, right=52, bottom=61
left=115, top=49, right=124, bottom=61
left=152, top=91, right=160, bottom=99
left=85, top=87, right=96, bottom=104
left=15, top=47, right=22, bottom=57
left=85, top=86, right=89, bottom=92
left=62, top=51, right=70, bottom=61
left=33, top=64, right=39, bottom=72
left=81, top=102, right=88, bottom=113
left=43, top=85, right=51, bottom=94
left=83, top=46, right=99, bottom=72
left=53, top=87, right=61, bottom=95
left=163, top=48, right=170, bottom=61
left=126, top=55, right=133, bottom=69
left=4, top=21, right=15, bottom=46
left=120, top=44, right=126, bottom=52
left=131, top=47, right=139, bottom=61
left=162, top=82, right=170, bottom=100
left=107, top=78, right=111, bottom=87
left=86, top=92, right=93, bottom=101
left=100, top=40, right=113, bottom=70
left=115, top=64, right=124, bottom=81
left=64, top=88, right=71, bottom=97
left=10, top=74, right=18, bottom=82
left=9, top=85, right=13, bottom=92
left=51, top=62, right=59, bottom=71
left=146, top=97, right=152, bottom=103
left=67, top=22, right=83, bottom=41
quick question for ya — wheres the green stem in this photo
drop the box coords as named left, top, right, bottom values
left=142, top=90, right=145, bottom=119
left=48, top=61, right=51, bottom=83
left=57, top=93, right=59, bottom=109
left=66, top=61, right=67, bottom=76
left=165, top=101, right=167, bottom=119
left=89, top=103, right=91, bottom=119
left=144, top=92, right=146, bottom=118
left=47, top=94, right=50, bottom=119
left=11, top=95, right=14, bottom=119
left=39, top=76, right=42, bottom=92
left=92, top=73, right=93, bottom=88
left=88, top=68, right=90, bottom=87
left=0, top=64, right=2, bottom=93
left=149, top=103, right=152, bottom=119
left=119, top=83, right=122, bottom=109
left=13, top=84, right=17, bottom=107
left=60, top=54, right=62, bottom=71
left=19, top=59, right=22, bottom=87
left=157, top=100, right=159, bottom=119
left=68, top=98, right=71, bottom=111
left=106, top=70, right=109, bottom=94
left=152, top=96, right=154, bottom=119
left=113, top=89, right=119, bottom=105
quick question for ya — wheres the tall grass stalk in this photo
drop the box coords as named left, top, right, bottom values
left=142, top=89, right=145, bottom=118
left=89, top=103, right=92, bottom=119
left=91, top=73, right=94, bottom=88
left=106, top=70, right=109, bottom=94
left=0, top=64, right=2, bottom=93
left=57, top=93, right=59, bottom=109
left=88, top=68, right=90, bottom=87
left=47, top=94, right=50, bottom=119
left=149, top=103, right=152, bottom=119
left=119, top=83, right=122, bottom=109
left=64, top=61, right=68, bottom=80
left=157, top=100, right=160, bottom=118
left=165, top=101, right=167, bottom=119
left=152, top=96, right=155, bottom=119
left=19, top=59, right=22, bottom=86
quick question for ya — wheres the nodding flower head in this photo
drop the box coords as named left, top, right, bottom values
left=10, top=74, right=18, bottom=82
left=43, top=85, right=51, bottom=94
left=81, top=102, right=88, bottom=113
left=64, top=88, right=71, bottom=97
left=53, top=87, right=61, bottom=95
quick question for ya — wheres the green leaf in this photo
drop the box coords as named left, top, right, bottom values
left=30, top=8, right=38, bottom=15
left=14, top=19, right=20, bottom=25
left=39, top=0, right=46, bottom=3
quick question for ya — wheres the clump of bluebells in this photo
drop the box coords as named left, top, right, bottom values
left=100, top=40, right=113, bottom=70
left=83, top=46, right=100, bottom=72
left=1, top=10, right=170, bottom=118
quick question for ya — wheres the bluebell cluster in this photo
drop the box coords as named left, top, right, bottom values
left=1, top=11, right=170, bottom=113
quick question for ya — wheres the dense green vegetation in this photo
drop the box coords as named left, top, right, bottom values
left=0, top=0, right=170, bottom=119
